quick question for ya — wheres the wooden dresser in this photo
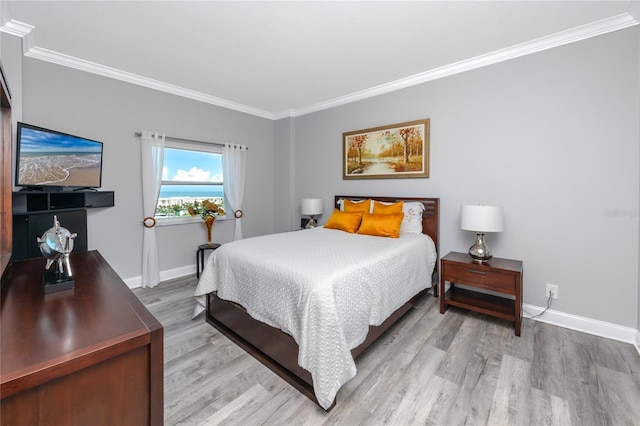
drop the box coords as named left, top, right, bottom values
left=1, top=250, right=163, bottom=425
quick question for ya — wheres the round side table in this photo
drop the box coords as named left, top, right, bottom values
left=196, top=243, right=221, bottom=278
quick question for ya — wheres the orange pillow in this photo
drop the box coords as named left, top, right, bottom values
left=344, top=199, right=371, bottom=213
left=324, top=209, right=364, bottom=233
left=372, top=200, right=403, bottom=214
left=357, top=212, right=404, bottom=238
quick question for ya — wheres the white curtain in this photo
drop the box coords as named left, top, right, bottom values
left=223, top=143, right=247, bottom=240
left=140, top=131, right=165, bottom=288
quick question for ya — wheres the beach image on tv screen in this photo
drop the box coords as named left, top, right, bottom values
left=18, top=127, right=102, bottom=187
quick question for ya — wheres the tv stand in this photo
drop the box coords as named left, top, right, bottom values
left=12, top=190, right=114, bottom=260
left=72, top=187, right=98, bottom=192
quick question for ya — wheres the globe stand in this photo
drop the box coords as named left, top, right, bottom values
left=43, top=268, right=74, bottom=294
left=38, top=215, right=77, bottom=294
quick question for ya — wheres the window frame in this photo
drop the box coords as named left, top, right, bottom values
left=155, top=140, right=228, bottom=227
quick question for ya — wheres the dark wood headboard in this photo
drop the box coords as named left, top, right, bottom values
left=334, top=195, right=440, bottom=255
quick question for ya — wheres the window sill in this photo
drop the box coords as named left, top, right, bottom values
left=155, top=215, right=231, bottom=227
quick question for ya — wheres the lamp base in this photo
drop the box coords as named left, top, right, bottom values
left=469, top=232, right=492, bottom=263
left=305, top=216, right=318, bottom=229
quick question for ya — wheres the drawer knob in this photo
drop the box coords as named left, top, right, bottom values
left=467, top=269, right=486, bottom=275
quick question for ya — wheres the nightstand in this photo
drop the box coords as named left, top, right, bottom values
left=196, top=243, right=221, bottom=278
left=440, top=251, right=523, bottom=336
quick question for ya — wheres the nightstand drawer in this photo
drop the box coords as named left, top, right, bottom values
left=444, top=263, right=516, bottom=294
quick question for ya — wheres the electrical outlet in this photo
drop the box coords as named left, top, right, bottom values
left=546, top=284, right=558, bottom=299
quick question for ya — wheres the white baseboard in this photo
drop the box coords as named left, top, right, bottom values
left=124, top=264, right=196, bottom=289
left=523, top=303, right=638, bottom=346
left=122, top=271, right=640, bottom=355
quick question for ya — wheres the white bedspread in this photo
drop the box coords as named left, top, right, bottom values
left=193, top=227, right=436, bottom=409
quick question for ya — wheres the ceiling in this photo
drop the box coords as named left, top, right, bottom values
left=1, top=1, right=638, bottom=119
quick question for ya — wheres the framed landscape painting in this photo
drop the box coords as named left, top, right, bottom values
left=343, top=118, right=430, bottom=180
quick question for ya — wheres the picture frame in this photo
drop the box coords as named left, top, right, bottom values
left=343, top=118, right=430, bottom=180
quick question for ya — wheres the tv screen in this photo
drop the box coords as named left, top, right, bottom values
left=15, top=122, right=103, bottom=189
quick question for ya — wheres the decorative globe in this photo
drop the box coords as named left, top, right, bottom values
left=37, top=215, right=77, bottom=273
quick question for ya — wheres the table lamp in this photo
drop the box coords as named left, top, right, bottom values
left=301, top=198, right=323, bottom=229
left=460, top=205, right=504, bottom=263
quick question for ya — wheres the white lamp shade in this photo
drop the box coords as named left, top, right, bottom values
left=460, top=205, right=504, bottom=233
left=301, top=198, right=323, bottom=216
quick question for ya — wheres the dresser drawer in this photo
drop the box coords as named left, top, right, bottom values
left=444, top=262, right=516, bottom=294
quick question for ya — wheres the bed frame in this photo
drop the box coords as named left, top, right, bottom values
left=205, top=196, right=439, bottom=410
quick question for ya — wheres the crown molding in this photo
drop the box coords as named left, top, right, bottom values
left=2, top=11, right=638, bottom=120
left=0, top=19, right=275, bottom=120
left=24, top=46, right=276, bottom=120
left=0, top=19, right=33, bottom=37
left=272, top=109, right=297, bottom=121
left=294, top=10, right=639, bottom=117
left=0, top=19, right=34, bottom=54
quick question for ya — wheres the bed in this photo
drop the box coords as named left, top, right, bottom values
left=193, top=196, right=439, bottom=410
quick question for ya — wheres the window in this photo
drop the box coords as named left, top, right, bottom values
left=155, top=141, right=225, bottom=223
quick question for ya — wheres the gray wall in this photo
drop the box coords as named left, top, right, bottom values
left=4, top=23, right=639, bottom=329
left=285, top=27, right=640, bottom=328
left=15, top=57, right=274, bottom=281
left=273, top=118, right=295, bottom=231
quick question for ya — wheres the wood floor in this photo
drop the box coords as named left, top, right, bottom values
left=133, top=276, right=640, bottom=425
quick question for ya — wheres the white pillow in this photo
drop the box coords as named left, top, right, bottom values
left=400, top=202, right=425, bottom=235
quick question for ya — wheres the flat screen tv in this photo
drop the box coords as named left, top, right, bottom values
left=15, top=122, right=103, bottom=190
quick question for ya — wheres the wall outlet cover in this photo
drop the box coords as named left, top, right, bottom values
left=546, top=284, right=559, bottom=299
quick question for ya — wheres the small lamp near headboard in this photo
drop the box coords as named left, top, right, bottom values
left=301, top=198, right=323, bottom=229
left=460, top=205, right=504, bottom=263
